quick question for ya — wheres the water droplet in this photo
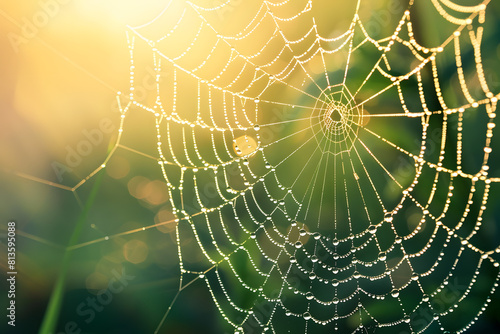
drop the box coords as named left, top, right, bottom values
left=295, top=241, right=303, bottom=249
left=303, top=312, right=311, bottom=320
left=299, top=229, right=307, bottom=236
left=333, top=297, right=339, bottom=304
left=311, top=255, right=318, bottom=262
left=309, top=272, right=316, bottom=280
left=378, top=252, right=387, bottom=261
left=391, top=289, right=399, bottom=298
left=331, top=279, right=339, bottom=287
left=306, top=292, right=314, bottom=300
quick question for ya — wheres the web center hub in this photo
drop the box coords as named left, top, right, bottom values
left=310, top=84, right=362, bottom=155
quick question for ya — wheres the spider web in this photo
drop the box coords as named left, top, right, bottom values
left=112, top=0, right=500, bottom=332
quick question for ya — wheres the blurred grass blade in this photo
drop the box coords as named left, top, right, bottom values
left=39, top=171, right=104, bottom=334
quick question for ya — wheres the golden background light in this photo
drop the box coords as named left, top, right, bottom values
left=0, top=0, right=169, bottom=180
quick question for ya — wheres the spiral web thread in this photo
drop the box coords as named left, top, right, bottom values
left=108, top=0, right=500, bottom=332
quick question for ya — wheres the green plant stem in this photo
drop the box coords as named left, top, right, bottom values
left=39, top=172, right=104, bottom=334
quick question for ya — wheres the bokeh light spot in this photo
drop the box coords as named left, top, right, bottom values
left=123, top=239, right=149, bottom=264
left=233, top=135, right=258, bottom=157
left=106, top=155, right=130, bottom=179
left=155, top=208, right=177, bottom=234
